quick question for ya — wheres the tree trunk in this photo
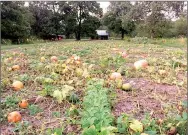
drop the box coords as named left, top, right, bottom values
left=121, top=30, right=124, bottom=40
left=76, top=5, right=82, bottom=41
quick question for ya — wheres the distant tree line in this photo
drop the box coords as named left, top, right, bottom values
left=1, top=1, right=187, bottom=44
left=103, top=1, right=187, bottom=39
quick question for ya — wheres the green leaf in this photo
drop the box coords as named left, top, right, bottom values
left=145, top=131, right=157, bottom=135
left=82, top=126, right=97, bottom=135
left=182, top=112, right=187, bottom=120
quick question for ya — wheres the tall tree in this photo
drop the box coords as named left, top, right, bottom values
left=29, top=2, right=53, bottom=37
left=1, top=2, right=33, bottom=43
left=81, top=16, right=101, bottom=39
left=103, top=2, right=135, bottom=39
left=70, top=2, right=102, bottom=40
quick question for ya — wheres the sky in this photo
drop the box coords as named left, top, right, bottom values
left=98, top=2, right=110, bottom=14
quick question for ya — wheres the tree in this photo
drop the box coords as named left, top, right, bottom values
left=132, top=1, right=186, bottom=38
left=173, top=17, right=187, bottom=36
left=1, top=2, right=33, bottom=43
left=58, top=2, right=77, bottom=39
left=29, top=2, right=53, bottom=38
left=103, top=2, right=135, bottom=39
left=70, top=2, right=102, bottom=40
left=81, top=16, right=101, bottom=39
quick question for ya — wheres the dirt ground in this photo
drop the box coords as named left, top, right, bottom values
left=113, top=78, right=187, bottom=119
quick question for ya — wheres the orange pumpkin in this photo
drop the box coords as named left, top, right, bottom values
left=110, top=72, right=122, bottom=80
left=19, top=100, right=29, bottom=108
left=12, top=81, right=24, bottom=91
left=12, top=65, right=20, bottom=70
left=51, top=56, right=58, bottom=62
left=8, top=111, right=22, bottom=123
left=20, top=53, right=25, bottom=56
left=8, top=57, right=13, bottom=61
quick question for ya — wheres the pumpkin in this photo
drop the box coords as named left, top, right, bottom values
left=8, top=67, right=13, bottom=71
left=74, top=56, right=80, bottom=61
left=69, top=93, right=79, bottom=104
left=8, top=57, right=13, bottom=61
left=20, top=53, right=25, bottom=57
left=75, top=60, right=81, bottom=65
left=19, top=100, right=29, bottom=108
left=12, top=81, right=24, bottom=91
left=121, top=52, right=128, bottom=58
left=110, top=72, right=122, bottom=80
left=156, top=119, right=163, bottom=125
left=40, top=57, right=46, bottom=62
left=134, top=59, right=148, bottom=70
left=122, top=83, right=132, bottom=91
left=8, top=111, right=22, bottom=123
left=158, top=70, right=166, bottom=75
left=168, top=126, right=176, bottom=135
left=12, top=65, right=20, bottom=71
left=51, top=56, right=58, bottom=62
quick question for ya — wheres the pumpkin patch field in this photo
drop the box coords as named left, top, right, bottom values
left=1, top=39, right=187, bottom=135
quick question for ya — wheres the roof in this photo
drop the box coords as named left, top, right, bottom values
left=96, top=30, right=109, bottom=36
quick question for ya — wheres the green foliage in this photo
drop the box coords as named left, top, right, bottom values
left=102, top=2, right=136, bottom=39
left=82, top=125, right=118, bottom=135
left=82, top=16, right=101, bottom=39
left=99, top=55, right=126, bottom=70
left=116, top=114, right=130, bottom=134
left=4, top=95, right=19, bottom=108
left=39, top=84, right=55, bottom=96
left=81, top=79, right=114, bottom=133
left=52, top=85, right=74, bottom=103
left=28, top=105, right=42, bottom=115
left=45, top=127, right=64, bottom=135
left=1, top=2, right=33, bottom=43
left=173, top=17, right=187, bottom=36
left=13, top=121, right=37, bottom=135
left=131, top=36, right=150, bottom=44
left=19, top=74, right=30, bottom=82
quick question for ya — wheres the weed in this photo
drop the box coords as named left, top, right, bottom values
left=28, top=104, right=42, bottom=115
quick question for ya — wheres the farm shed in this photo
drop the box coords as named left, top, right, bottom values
left=96, top=30, right=109, bottom=40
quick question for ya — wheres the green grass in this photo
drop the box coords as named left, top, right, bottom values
left=1, top=38, right=186, bottom=51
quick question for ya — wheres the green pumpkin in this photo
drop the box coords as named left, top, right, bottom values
left=68, top=93, right=79, bottom=104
